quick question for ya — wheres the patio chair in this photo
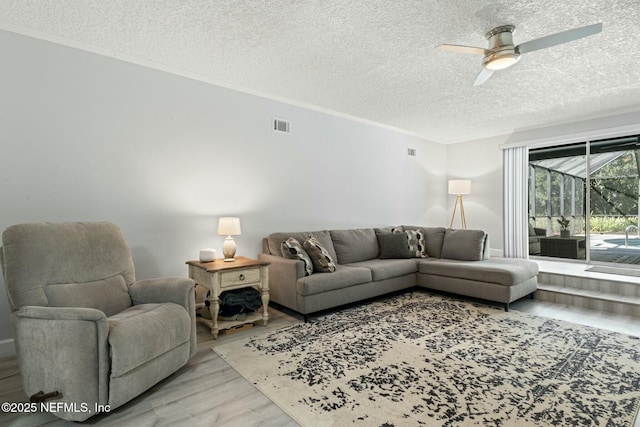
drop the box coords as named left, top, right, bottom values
left=529, top=223, right=546, bottom=255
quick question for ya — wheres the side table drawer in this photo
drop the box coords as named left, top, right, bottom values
left=221, top=268, right=261, bottom=287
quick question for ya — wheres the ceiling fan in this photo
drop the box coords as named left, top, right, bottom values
left=436, top=23, right=602, bottom=86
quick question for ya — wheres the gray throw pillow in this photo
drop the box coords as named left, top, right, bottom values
left=281, top=237, right=313, bottom=276
left=377, top=233, right=412, bottom=259
left=303, top=236, right=337, bottom=273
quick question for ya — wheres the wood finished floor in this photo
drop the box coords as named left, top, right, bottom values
left=1, top=293, right=639, bottom=427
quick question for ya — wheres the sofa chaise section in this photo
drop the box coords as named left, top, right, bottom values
left=417, top=258, right=539, bottom=311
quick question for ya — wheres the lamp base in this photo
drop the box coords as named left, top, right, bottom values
left=222, top=236, right=237, bottom=261
left=450, top=194, right=468, bottom=229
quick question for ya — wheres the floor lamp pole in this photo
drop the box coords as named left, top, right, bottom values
left=449, top=194, right=467, bottom=229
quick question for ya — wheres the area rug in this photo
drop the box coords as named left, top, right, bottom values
left=213, top=292, right=640, bottom=426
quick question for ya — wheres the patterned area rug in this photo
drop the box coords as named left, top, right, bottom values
left=213, top=292, right=640, bottom=427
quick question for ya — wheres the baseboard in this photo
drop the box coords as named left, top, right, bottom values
left=0, top=338, right=16, bottom=358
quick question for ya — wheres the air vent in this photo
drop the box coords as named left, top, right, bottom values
left=273, top=118, right=291, bottom=134
left=408, top=148, right=417, bottom=157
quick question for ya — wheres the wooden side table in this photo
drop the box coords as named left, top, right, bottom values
left=186, top=256, right=270, bottom=339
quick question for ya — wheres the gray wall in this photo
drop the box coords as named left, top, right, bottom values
left=0, top=30, right=448, bottom=354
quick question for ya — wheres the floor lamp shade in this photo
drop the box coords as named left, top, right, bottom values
left=448, top=180, right=471, bottom=229
left=217, top=217, right=242, bottom=261
left=448, top=180, right=471, bottom=195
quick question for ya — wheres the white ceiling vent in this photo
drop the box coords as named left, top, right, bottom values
left=273, top=118, right=291, bottom=134
left=408, top=148, right=417, bottom=157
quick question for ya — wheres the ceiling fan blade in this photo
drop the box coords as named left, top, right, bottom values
left=436, top=44, right=490, bottom=55
left=473, top=68, right=494, bottom=86
left=517, top=23, right=602, bottom=54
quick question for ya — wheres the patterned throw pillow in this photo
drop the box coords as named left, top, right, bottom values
left=406, top=228, right=428, bottom=258
left=303, top=236, right=337, bottom=273
left=281, top=237, right=313, bottom=276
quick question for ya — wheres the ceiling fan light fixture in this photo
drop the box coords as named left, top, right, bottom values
left=484, top=54, right=520, bottom=70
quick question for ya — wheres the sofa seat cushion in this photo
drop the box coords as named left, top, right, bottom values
left=108, top=302, right=191, bottom=377
left=419, top=258, right=538, bottom=286
left=296, top=265, right=372, bottom=296
left=347, top=259, right=418, bottom=282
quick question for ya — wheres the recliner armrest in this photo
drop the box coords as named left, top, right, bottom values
left=16, top=305, right=107, bottom=322
left=129, top=277, right=196, bottom=356
left=12, top=306, right=110, bottom=421
left=129, top=277, right=195, bottom=306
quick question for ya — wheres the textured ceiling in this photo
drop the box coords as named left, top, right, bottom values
left=1, top=0, right=639, bottom=144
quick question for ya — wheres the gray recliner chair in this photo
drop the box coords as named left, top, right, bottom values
left=0, top=222, right=196, bottom=421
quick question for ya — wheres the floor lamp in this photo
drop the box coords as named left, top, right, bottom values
left=449, top=180, right=471, bottom=229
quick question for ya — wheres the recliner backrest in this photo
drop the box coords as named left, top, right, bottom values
left=1, top=222, right=135, bottom=315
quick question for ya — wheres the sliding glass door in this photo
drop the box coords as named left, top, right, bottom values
left=528, top=135, right=640, bottom=265
left=589, top=137, right=640, bottom=264
left=529, top=143, right=587, bottom=260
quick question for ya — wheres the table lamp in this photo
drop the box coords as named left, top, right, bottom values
left=217, top=217, right=242, bottom=261
left=448, top=180, right=471, bottom=229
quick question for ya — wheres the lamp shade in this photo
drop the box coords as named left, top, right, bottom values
left=448, top=180, right=471, bottom=195
left=217, top=217, right=242, bottom=236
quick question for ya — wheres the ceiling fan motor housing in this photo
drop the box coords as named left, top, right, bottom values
left=483, top=25, right=520, bottom=70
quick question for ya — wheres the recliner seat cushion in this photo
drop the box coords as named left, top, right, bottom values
left=419, top=258, right=538, bottom=286
left=108, top=302, right=191, bottom=377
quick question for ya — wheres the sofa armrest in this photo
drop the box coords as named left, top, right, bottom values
left=13, top=306, right=109, bottom=421
left=258, top=253, right=303, bottom=312
left=129, top=277, right=197, bottom=356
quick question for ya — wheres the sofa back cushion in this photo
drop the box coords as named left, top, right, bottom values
left=403, top=226, right=446, bottom=258
left=266, top=230, right=337, bottom=261
left=440, top=228, right=487, bottom=261
left=330, top=228, right=379, bottom=264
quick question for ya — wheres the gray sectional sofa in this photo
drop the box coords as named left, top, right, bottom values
left=258, top=226, right=538, bottom=320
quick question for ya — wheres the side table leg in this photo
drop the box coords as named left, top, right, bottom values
left=261, top=265, right=269, bottom=326
left=261, top=288, right=269, bottom=326
left=209, top=294, right=220, bottom=339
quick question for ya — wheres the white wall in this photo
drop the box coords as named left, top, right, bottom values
left=0, top=30, right=448, bottom=355
left=446, top=135, right=509, bottom=256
